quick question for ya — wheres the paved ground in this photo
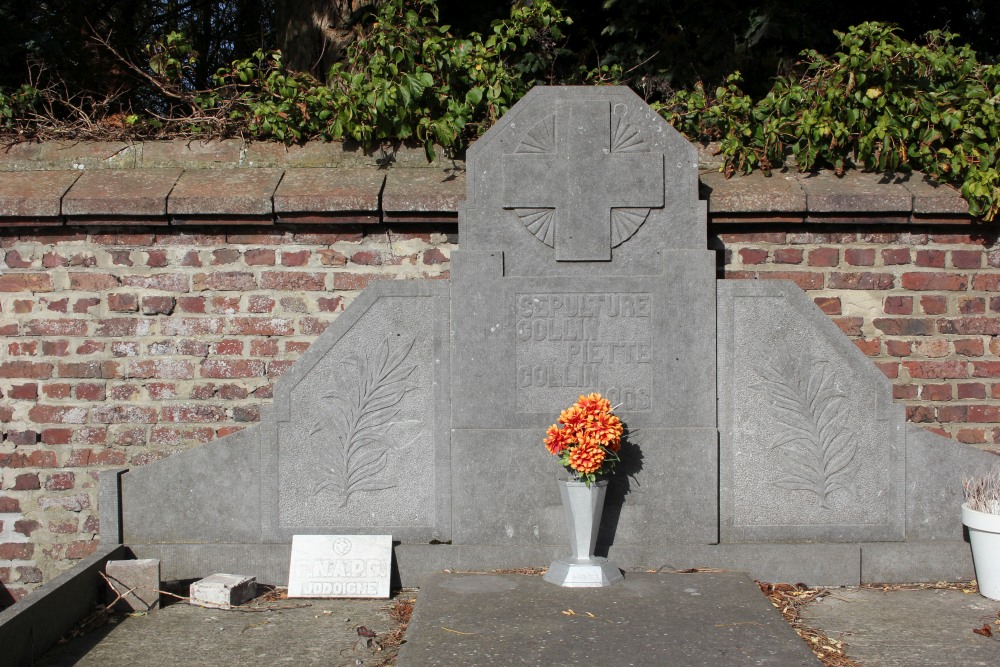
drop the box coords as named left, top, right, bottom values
left=36, top=574, right=1000, bottom=666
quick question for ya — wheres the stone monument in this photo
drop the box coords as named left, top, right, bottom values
left=104, top=87, right=996, bottom=587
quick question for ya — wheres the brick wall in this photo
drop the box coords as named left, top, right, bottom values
left=1, top=141, right=998, bottom=603
left=0, top=224, right=454, bottom=605
left=717, top=227, right=1000, bottom=446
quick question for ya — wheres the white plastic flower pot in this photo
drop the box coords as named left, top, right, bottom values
left=962, top=503, right=1000, bottom=601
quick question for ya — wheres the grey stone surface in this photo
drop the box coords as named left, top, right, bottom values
left=139, top=139, right=244, bottom=168
left=189, top=573, right=256, bottom=609
left=800, top=170, right=912, bottom=214
left=397, top=572, right=819, bottom=666
left=860, top=542, right=975, bottom=583
left=701, top=169, right=806, bottom=214
left=902, top=173, right=970, bottom=216
left=718, top=279, right=906, bottom=543
left=105, top=559, right=161, bottom=612
left=167, top=168, right=282, bottom=216
left=800, top=587, right=1000, bottom=666
left=62, top=169, right=181, bottom=217
left=264, top=280, right=451, bottom=543
left=382, top=167, right=465, bottom=220
left=0, top=543, right=127, bottom=667
left=272, top=167, right=383, bottom=214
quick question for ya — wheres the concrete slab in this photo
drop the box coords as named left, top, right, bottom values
left=801, top=586, right=1000, bottom=666
left=167, top=168, right=282, bottom=216
left=0, top=170, right=81, bottom=217
left=273, top=167, right=382, bottom=214
left=397, top=572, right=819, bottom=666
left=701, top=170, right=805, bottom=214
left=62, top=169, right=181, bottom=217
left=800, top=170, right=912, bottom=215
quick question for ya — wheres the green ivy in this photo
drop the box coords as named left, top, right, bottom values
left=661, top=22, right=1000, bottom=220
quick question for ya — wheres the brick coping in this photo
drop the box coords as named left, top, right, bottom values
left=0, top=140, right=975, bottom=225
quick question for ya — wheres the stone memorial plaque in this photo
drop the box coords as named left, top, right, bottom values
left=287, top=534, right=392, bottom=598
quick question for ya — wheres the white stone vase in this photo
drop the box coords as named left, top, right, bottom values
left=962, top=503, right=1000, bottom=600
left=543, top=479, right=624, bottom=587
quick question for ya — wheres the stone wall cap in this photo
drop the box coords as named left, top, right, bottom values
left=800, top=170, right=914, bottom=214
left=701, top=170, right=805, bottom=214
left=382, top=167, right=466, bottom=213
left=0, top=170, right=81, bottom=217
left=274, top=168, right=383, bottom=213
left=63, top=168, right=182, bottom=217
left=168, top=168, right=283, bottom=216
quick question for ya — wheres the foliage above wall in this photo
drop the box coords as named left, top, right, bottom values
left=0, top=5, right=997, bottom=220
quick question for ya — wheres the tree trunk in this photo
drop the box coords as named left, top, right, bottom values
left=275, top=0, right=382, bottom=78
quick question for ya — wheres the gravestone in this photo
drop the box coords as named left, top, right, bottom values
left=106, top=86, right=996, bottom=587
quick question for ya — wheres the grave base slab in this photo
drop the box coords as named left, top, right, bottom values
left=542, top=556, right=624, bottom=588
left=397, top=572, right=819, bottom=666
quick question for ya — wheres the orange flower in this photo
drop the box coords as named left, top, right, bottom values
left=588, top=412, right=623, bottom=449
left=558, top=403, right=585, bottom=430
left=544, top=424, right=573, bottom=455
left=577, top=392, right=612, bottom=416
left=567, top=441, right=605, bottom=474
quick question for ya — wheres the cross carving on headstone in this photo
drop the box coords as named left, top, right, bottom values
left=502, top=101, right=664, bottom=261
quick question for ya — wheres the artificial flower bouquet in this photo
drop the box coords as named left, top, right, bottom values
left=544, top=393, right=623, bottom=487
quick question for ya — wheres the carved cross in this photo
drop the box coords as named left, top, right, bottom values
left=502, top=101, right=664, bottom=261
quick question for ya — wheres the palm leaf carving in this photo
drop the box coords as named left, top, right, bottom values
left=311, top=336, right=419, bottom=507
left=752, top=355, right=859, bottom=509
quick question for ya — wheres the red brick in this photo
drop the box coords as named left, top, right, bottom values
left=350, top=250, right=383, bottom=266
left=269, top=360, right=295, bottom=376
left=14, top=521, right=41, bottom=538
left=12, top=473, right=40, bottom=490
left=952, top=250, right=982, bottom=268
left=957, top=428, right=986, bottom=444
left=43, top=384, right=71, bottom=399
left=914, top=340, right=949, bottom=358
left=718, top=232, right=786, bottom=243
left=751, top=271, right=824, bottom=290
left=75, top=383, right=106, bottom=401
left=107, top=293, right=138, bottom=312
left=217, top=426, right=245, bottom=438
left=176, top=296, right=206, bottom=313
left=843, top=248, right=875, bottom=266
left=250, top=339, right=279, bottom=356
left=806, top=247, right=838, bottom=267
left=58, top=361, right=104, bottom=378
left=142, top=296, right=175, bottom=315
left=281, top=250, right=311, bottom=266
left=992, top=296, right=1000, bottom=313
left=937, top=405, right=968, bottom=422
left=193, top=271, right=257, bottom=291
left=91, top=405, right=158, bottom=424
left=959, top=297, right=986, bottom=314
left=247, top=295, right=276, bottom=313
left=218, top=384, right=249, bottom=399
left=318, top=249, right=348, bottom=266
left=9, top=383, right=38, bottom=399
left=893, top=384, right=918, bottom=399
left=234, top=405, right=260, bottom=422
left=76, top=340, right=105, bottom=355
left=245, top=249, right=275, bottom=266
left=262, top=271, right=326, bottom=290
left=96, top=318, right=152, bottom=337
left=902, top=272, right=968, bottom=291
left=4, top=250, right=34, bottom=268
left=66, top=540, right=98, bottom=559
left=882, top=296, right=913, bottom=315
left=920, top=295, right=948, bottom=315
left=178, top=340, right=209, bottom=356
left=915, top=250, right=945, bottom=268
left=886, top=340, right=912, bottom=357
left=853, top=338, right=880, bottom=356
left=833, top=317, right=864, bottom=336
left=180, top=249, right=203, bottom=267
left=285, top=341, right=312, bottom=353
left=771, top=248, right=802, bottom=264
left=827, top=272, right=894, bottom=290
left=902, top=361, right=968, bottom=379
left=45, top=472, right=75, bottom=490
left=5, top=430, right=38, bottom=446
left=300, top=318, right=331, bottom=335
left=24, top=319, right=88, bottom=336
left=41, top=428, right=73, bottom=445
left=69, top=273, right=120, bottom=290
left=958, top=383, right=987, bottom=399
left=937, top=317, right=1000, bottom=335
left=73, top=297, right=101, bottom=314
left=145, top=249, right=168, bottom=267
left=107, top=250, right=133, bottom=267
left=872, top=318, right=935, bottom=336
left=0, top=450, right=57, bottom=467
left=972, top=362, right=1000, bottom=378
left=229, top=317, right=293, bottom=336
left=0, top=543, right=34, bottom=559
left=200, top=359, right=265, bottom=379
left=317, top=296, right=344, bottom=312
left=160, top=405, right=227, bottom=423
left=93, top=233, right=156, bottom=245
left=212, top=248, right=241, bottom=265
left=45, top=297, right=68, bottom=313
left=881, top=248, right=911, bottom=265
left=208, top=296, right=241, bottom=314
left=920, top=384, right=952, bottom=400
left=279, top=296, right=307, bottom=312
left=0, top=273, right=53, bottom=292
left=969, top=405, right=1000, bottom=422
left=49, top=520, right=77, bottom=534
left=7, top=341, right=37, bottom=356
left=972, top=274, right=1000, bottom=291
left=29, top=405, right=88, bottom=424
left=121, top=273, right=190, bottom=292
left=0, top=497, right=21, bottom=512
left=154, top=233, right=227, bottom=247
left=423, top=248, right=448, bottom=265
